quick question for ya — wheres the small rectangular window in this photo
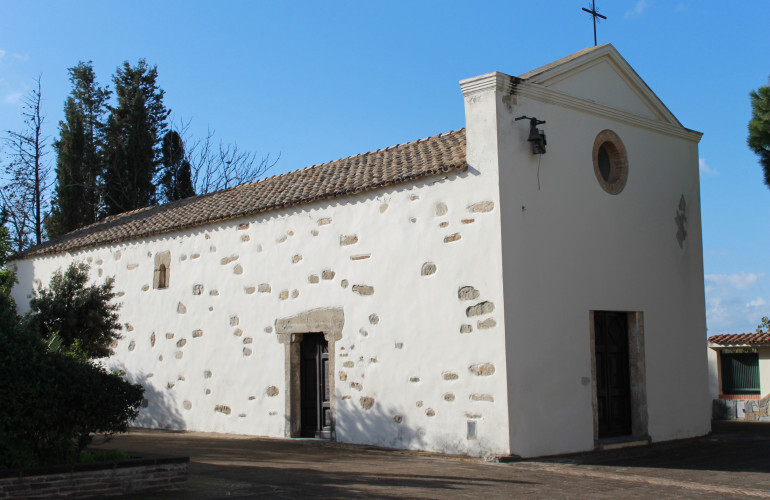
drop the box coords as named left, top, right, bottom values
left=720, top=351, right=760, bottom=395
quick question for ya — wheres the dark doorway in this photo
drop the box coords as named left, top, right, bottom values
left=594, top=311, right=632, bottom=438
left=300, top=333, right=330, bottom=438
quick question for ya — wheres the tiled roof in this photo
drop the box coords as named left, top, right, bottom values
left=20, top=129, right=467, bottom=258
left=708, top=333, right=770, bottom=345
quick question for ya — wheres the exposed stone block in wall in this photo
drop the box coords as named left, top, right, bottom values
left=410, top=217, right=417, bottom=223
left=159, top=355, right=164, bottom=361
left=126, top=324, right=134, bottom=332
left=277, top=235, right=287, bottom=243
left=317, top=217, right=332, bottom=226
left=460, top=324, right=473, bottom=334
left=292, top=254, right=303, bottom=264
left=279, top=290, right=289, bottom=300
left=237, top=223, right=249, bottom=230
left=115, top=250, right=122, bottom=260
left=183, top=401, right=192, bottom=410
left=439, top=222, right=449, bottom=228
left=142, top=285, right=149, bottom=291
left=288, top=231, right=294, bottom=236
left=258, top=283, right=271, bottom=293
left=311, top=229, right=319, bottom=237
left=178, top=375, right=185, bottom=381
left=233, top=264, right=243, bottom=275
left=215, top=405, right=231, bottom=415
left=461, top=219, right=475, bottom=224
left=265, top=326, right=273, bottom=333
left=444, top=393, right=455, bottom=401
left=204, top=370, right=212, bottom=379
left=426, top=408, right=436, bottom=417
left=233, top=329, right=243, bottom=337
left=221, top=255, right=239, bottom=265
left=98, top=269, right=103, bottom=277
left=193, top=284, right=204, bottom=295
left=465, top=412, right=482, bottom=418
left=177, top=302, right=187, bottom=314
left=266, top=386, right=279, bottom=397
left=470, top=394, right=494, bottom=402
left=245, top=286, right=256, bottom=294
left=168, top=382, right=175, bottom=389
left=393, top=415, right=403, bottom=423
left=409, top=377, right=420, bottom=383
left=369, top=314, right=379, bottom=325
left=466, top=301, right=494, bottom=317
left=339, top=371, right=348, bottom=381
left=416, top=401, right=423, bottom=407
left=210, top=290, right=219, bottom=296
left=205, top=233, right=211, bottom=239
left=394, top=342, right=403, bottom=349
left=421, top=262, right=437, bottom=276
left=322, top=270, right=335, bottom=280
left=458, top=286, right=479, bottom=300
left=359, top=328, right=368, bottom=337
left=369, top=357, right=378, bottom=363
left=468, top=201, right=494, bottom=213
left=249, top=396, right=256, bottom=400
left=350, top=382, right=362, bottom=391
left=175, top=351, right=183, bottom=359
left=351, top=254, right=370, bottom=260
left=435, top=202, right=448, bottom=216
left=410, top=195, right=420, bottom=201
left=443, top=371, right=459, bottom=381
left=243, top=337, right=253, bottom=344
left=205, top=388, right=211, bottom=395
left=343, top=361, right=354, bottom=368
left=352, top=284, right=374, bottom=296
left=342, top=395, right=351, bottom=400
left=243, top=348, right=252, bottom=356
left=380, top=203, right=388, bottom=213
left=151, top=333, right=156, bottom=346
left=117, top=291, right=125, bottom=297
left=360, top=397, right=375, bottom=410
left=127, top=263, right=139, bottom=270
left=193, top=330, right=203, bottom=338
left=444, top=233, right=461, bottom=243
left=166, top=333, right=175, bottom=339
left=176, top=339, right=186, bottom=348
left=191, top=253, right=200, bottom=259
left=291, top=289, right=299, bottom=298
left=241, top=235, right=250, bottom=242
left=230, top=316, right=239, bottom=326
left=210, top=246, right=217, bottom=252
left=147, top=373, right=154, bottom=378
left=469, top=363, right=495, bottom=376
left=341, top=280, right=349, bottom=288
left=478, top=318, right=497, bottom=329
left=308, top=274, right=319, bottom=284
left=96, top=259, right=103, bottom=265
left=128, top=341, right=136, bottom=351
left=340, top=235, right=358, bottom=246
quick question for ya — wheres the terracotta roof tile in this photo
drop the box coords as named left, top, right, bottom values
left=21, top=129, right=467, bottom=258
left=708, top=333, right=770, bottom=345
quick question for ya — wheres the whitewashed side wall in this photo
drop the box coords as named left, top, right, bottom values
left=761, top=347, right=770, bottom=398
left=492, top=80, right=709, bottom=456
left=12, top=166, right=511, bottom=457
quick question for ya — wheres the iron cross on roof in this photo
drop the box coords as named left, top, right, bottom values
left=582, top=1, right=607, bottom=46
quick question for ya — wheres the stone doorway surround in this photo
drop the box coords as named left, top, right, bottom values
left=589, top=311, right=649, bottom=445
left=275, top=308, right=344, bottom=439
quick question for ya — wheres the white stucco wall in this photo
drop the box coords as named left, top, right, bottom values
left=11, top=160, right=511, bottom=457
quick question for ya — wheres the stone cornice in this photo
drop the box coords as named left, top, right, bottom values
left=515, top=82, right=703, bottom=143
left=460, top=72, right=519, bottom=97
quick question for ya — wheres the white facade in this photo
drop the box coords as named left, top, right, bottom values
left=11, top=45, right=710, bottom=458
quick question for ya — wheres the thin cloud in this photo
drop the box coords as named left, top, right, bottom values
left=625, top=0, right=649, bottom=19
left=705, top=272, right=763, bottom=292
left=746, top=297, right=766, bottom=308
left=3, top=91, right=24, bottom=104
left=699, top=158, right=717, bottom=176
left=0, top=49, right=6, bottom=63
left=705, top=272, right=767, bottom=334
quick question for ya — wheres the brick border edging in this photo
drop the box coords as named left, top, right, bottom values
left=0, top=454, right=189, bottom=498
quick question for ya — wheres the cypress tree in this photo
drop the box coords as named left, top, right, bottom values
left=160, top=130, right=195, bottom=202
left=103, top=60, right=169, bottom=216
left=47, top=62, right=109, bottom=238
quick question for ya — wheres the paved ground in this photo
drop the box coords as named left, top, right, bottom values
left=99, top=421, right=770, bottom=499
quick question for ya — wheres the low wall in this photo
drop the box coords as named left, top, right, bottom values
left=712, top=395, right=770, bottom=421
left=0, top=455, right=188, bottom=498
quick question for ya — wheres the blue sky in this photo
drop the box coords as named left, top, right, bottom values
left=1, top=1, right=768, bottom=335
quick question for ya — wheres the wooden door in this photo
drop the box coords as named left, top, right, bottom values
left=594, top=311, right=632, bottom=438
left=300, top=334, right=330, bottom=438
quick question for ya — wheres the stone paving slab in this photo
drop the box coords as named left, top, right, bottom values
left=98, top=421, right=770, bottom=499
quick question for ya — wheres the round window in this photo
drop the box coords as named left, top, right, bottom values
left=592, top=130, right=628, bottom=195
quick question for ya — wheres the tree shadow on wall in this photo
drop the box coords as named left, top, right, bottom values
left=109, top=362, right=186, bottom=431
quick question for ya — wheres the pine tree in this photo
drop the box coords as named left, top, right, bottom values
left=47, top=61, right=110, bottom=238
left=748, top=82, right=770, bottom=190
left=160, top=130, right=195, bottom=202
left=102, top=60, right=169, bottom=216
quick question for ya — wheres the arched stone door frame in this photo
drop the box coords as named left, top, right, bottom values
left=275, top=307, right=344, bottom=438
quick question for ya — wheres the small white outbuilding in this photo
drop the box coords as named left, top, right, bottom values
left=11, top=44, right=710, bottom=458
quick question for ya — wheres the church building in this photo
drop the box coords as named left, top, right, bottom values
left=11, top=44, right=710, bottom=458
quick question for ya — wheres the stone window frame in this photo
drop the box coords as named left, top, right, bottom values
left=592, top=129, right=629, bottom=195
left=589, top=310, right=648, bottom=444
left=153, top=251, right=171, bottom=290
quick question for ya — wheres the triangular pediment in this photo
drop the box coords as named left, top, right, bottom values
left=519, top=44, right=681, bottom=126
